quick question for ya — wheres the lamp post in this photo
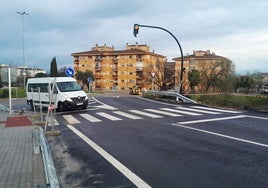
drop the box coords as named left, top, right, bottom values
left=133, top=23, right=184, bottom=94
left=17, top=11, right=29, bottom=88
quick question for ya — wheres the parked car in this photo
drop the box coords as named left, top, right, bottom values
left=260, top=85, right=268, bottom=94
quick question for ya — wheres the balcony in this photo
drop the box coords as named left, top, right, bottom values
left=112, top=66, right=118, bottom=71
left=95, top=66, right=102, bottom=71
left=95, top=74, right=102, bottom=79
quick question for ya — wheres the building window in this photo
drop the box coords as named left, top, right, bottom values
left=189, top=60, right=196, bottom=66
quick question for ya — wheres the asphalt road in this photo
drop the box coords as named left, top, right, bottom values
left=9, top=95, right=268, bottom=188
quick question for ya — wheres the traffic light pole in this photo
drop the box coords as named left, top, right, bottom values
left=133, top=24, right=184, bottom=94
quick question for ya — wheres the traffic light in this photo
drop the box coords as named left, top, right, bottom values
left=133, top=24, right=139, bottom=37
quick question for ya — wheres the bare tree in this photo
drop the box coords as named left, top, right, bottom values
left=199, top=60, right=234, bottom=92
left=149, top=57, right=166, bottom=90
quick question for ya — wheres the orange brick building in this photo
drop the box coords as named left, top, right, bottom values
left=173, top=50, right=232, bottom=92
left=71, top=43, right=166, bottom=91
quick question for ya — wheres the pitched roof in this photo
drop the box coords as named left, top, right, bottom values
left=71, top=48, right=166, bottom=58
left=173, top=51, right=229, bottom=61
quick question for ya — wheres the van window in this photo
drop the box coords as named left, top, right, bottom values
left=28, top=83, right=49, bottom=92
left=56, top=81, right=82, bottom=92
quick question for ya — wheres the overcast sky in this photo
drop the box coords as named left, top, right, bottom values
left=1, top=0, right=268, bottom=74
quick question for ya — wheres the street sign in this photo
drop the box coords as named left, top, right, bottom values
left=151, top=72, right=156, bottom=78
left=65, top=67, right=74, bottom=77
left=87, top=77, right=93, bottom=83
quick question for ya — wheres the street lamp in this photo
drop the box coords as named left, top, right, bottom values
left=17, top=11, right=29, bottom=88
left=133, top=23, right=184, bottom=94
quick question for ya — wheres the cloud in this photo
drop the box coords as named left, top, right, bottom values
left=1, top=0, right=268, bottom=75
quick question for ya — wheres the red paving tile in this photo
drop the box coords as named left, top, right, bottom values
left=5, top=116, right=33, bottom=127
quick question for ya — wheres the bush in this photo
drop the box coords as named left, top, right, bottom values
left=0, top=89, right=9, bottom=98
left=0, top=88, right=26, bottom=99
left=189, top=94, right=268, bottom=110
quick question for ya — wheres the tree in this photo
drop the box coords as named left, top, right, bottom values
left=35, top=72, right=47, bottom=78
left=75, top=70, right=94, bottom=90
left=199, top=60, right=234, bottom=92
left=58, top=66, right=68, bottom=77
left=188, top=69, right=200, bottom=93
left=50, top=57, right=58, bottom=77
left=150, top=57, right=166, bottom=90
left=163, top=64, right=175, bottom=90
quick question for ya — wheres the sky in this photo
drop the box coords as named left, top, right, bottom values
left=1, top=0, right=268, bottom=74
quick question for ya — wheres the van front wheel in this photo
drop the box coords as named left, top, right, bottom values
left=57, top=102, right=65, bottom=112
left=29, top=100, right=34, bottom=111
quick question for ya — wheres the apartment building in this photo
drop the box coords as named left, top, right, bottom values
left=71, top=43, right=166, bottom=90
left=173, top=50, right=232, bottom=92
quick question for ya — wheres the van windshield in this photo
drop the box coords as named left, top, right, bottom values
left=56, top=81, right=82, bottom=92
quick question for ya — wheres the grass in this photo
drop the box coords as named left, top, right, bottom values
left=189, top=94, right=268, bottom=111
left=0, top=88, right=26, bottom=99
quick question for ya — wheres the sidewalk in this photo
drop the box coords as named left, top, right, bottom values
left=0, top=111, right=46, bottom=188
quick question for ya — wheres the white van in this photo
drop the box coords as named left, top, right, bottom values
left=26, top=77, right=88, bottom=111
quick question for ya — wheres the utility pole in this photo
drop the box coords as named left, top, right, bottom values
left=17, top=11, right=29, bottom=88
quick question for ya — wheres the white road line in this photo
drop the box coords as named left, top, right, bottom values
left=137, top=96, right=179, bottom=107
left=113, top=111, right=143, bottom=120
left=160, top=108, right=202, bottom=116
left=92, top=97, right=118, bottom=110
left=80, top=113, right=102, bottom=122
left=176, top=107, right=221, bottom=114
left=191, top=106, right=242, bottom=113
left=46, top=116, right=59, bottom=126
left=63, top=115, right=81, bottom=124
left=177, top=115, right=246, bottom=125
left=88, top=101, right=97, bottom=105
left=172, top=122, right=268, bottom=148
left=246, top=115, right=268, bottom=120
left=67, top=125, right=151, bottom=188
left=144, top=109, right=182, bottom=117
left=129, top=110, right=163, bottom=118
left=96, top=112, right=122, bottom=121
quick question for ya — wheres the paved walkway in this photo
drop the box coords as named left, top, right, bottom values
left=0, top=111, right=46, bottom=188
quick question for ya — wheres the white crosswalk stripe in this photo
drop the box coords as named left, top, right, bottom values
left=160, top=108, right=202, bottom=116
left=176, top=107, right=221, bottom=114
left=56, top=106, right=243, bottom=125
left=80, top=113, right=102, bottom=122
left=191, top=106, right=242, bottom=113
left=96, top=112, right=122, bottom=121
left=46, top=116, right=59, bottom=126
left=144, top=109, right=182, bottom=117
left=63, top=115, right=81, bottom=124
left=113, top=111, right=143, bottom=120
left=129, top=110, right=163, bottom=118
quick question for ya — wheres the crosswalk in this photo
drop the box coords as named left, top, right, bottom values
left=47, top=105, right=242, bottom=126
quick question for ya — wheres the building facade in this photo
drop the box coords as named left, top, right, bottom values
left=71, top=43, right=166, bottom=91
left=0, top=64, right=46, bottom=86
left=173, top=50, right=232, bottom=92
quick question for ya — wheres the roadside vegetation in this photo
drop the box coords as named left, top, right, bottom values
left=189, top=94, right=268, bottom=111
left=0, top=88, right=26, bottom=99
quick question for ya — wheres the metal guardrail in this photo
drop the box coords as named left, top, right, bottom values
left=33, top=127, right=60, bottom=188
left=144, top=90, right=198, bottom=104
left=0, top=103, right=9, bottom=112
